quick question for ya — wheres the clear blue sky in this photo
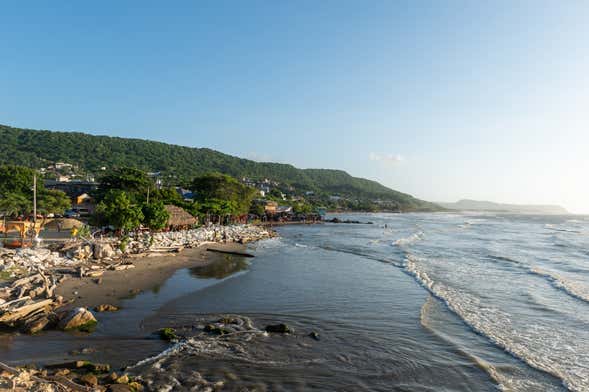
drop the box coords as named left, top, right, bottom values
left=2, top=1, right=588, bottom=212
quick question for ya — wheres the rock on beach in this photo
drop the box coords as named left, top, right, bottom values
left=58, top=307, right=97, bottom=331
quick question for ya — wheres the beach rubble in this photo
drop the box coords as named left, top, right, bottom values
left=0, top=224, right=274, bottom=334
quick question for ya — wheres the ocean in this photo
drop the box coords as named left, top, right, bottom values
left=3, top=212, right=589, bottom=391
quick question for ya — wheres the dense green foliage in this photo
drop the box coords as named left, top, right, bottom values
left=249, top=200, right=266, bottom=216
left=0, top=193, right=31, bottom=217
left=141, top=201, right=170, bottom=230
left=94, top=190, right=144, bottom=232
left=0, top=165, right=37, bottom=196
left=0, top=124, right=439, bottom=211
left=0, top=165, right=71, bottom=216
left=191, top=173, right=257, bottom=216
left=37, top=189, right=71, bottom=215
left=95, top=167, right=151, bottom=202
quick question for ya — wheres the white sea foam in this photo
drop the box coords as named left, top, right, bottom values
left=403, top=253, right=588, bottom=392
left=419, top=296, right=563, bottom=392
left=486, top=256, right=589, bottom=305
left=393, top=231, right=424, bottom=247
left=529, top=267, right=589, bottom=304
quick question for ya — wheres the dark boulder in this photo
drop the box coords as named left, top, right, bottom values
left=157, top=328, right=178, bottom=341
left=204, top=324, right=230, bottom=335
left=265, top=323, right=293, bottom=334
left=308, top=331, right=320, bottom=340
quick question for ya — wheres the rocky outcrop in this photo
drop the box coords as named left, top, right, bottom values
left=57, top=307, right=97, bottom=331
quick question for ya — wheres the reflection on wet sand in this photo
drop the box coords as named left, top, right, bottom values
left=190, top=255, right=249, bottom=280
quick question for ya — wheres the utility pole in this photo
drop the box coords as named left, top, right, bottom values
left=33, top=174, right=37, bottom=224
left=146, top=186, right=150, bottom=204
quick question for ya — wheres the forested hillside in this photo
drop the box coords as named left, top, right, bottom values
left=0, top=124, right=438, bottom=211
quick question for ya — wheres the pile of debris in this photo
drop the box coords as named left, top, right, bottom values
left=0, top=359, right=144, bottom=391
left=1, top=248, right=76, bottom=277
left=0, top=225, right=274, bottom=334
left=0, top=266, right=63, bottom=334
left=151, top=224, right=275, bottom=249
left=0, top=270, right=99, bottom=334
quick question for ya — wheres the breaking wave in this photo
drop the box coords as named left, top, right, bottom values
left=403, top=253, right=587, bottom=392
left=486, top=255, right=589, bottom=305
left=393, top=231, right=424, bottom=247
left=529, top=268, right=589, bottom=304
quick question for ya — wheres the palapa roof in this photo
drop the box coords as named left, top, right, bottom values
left=165, top=205, right=198, bottom=226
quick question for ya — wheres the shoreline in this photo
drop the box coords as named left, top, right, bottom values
left=0, top=225, right=274, bottom=391
left=0, top=242, right=250, bottom=391
left=56, top=242, right=246, bottom=310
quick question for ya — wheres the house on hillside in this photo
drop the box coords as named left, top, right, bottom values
left=55, top=162, right=74, bottom=170
left=264, top=201, right=278, bottom=215
left=165, top=205, right=198, bottom=230
left=276, top=206, right=293, bottom=214
left=45, top=180, right=98, bottom=199
left=72, top=193, right=95, bottom=216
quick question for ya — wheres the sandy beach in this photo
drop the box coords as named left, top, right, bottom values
left=56, top=242, right=246, bottom=310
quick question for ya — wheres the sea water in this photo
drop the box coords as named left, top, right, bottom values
left=3, top=212, right=588, bottom=391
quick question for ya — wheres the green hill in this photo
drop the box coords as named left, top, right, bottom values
left=0, top=124, right=438, bottom=211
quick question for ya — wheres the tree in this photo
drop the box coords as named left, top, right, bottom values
left=267, top=188, right=283, bottom=200
left=0, top=193, right=31, bottom=217
left=0, top=165, right=39, bottom=197
left=197, top=198, right=239, bottom=224
left=293, top=201, right=313, bottom=214
left=37, top=189, right=71, bottom=215
left=249, top=200, right=266, bottom=217
left=95, top=167, right=152, bottom=202
left=94, top=190, right=143, bottom=232
left=141, top=201, right=169, bottom=230
left=191, top=173, right=256, bottom=216
left=0, top=165, right=71, bottom=217
left=152, top=187, right=183, bottom=204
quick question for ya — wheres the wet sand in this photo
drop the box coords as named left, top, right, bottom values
left=56, top=242, right=246, bottom=310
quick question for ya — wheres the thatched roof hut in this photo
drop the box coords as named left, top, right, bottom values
left=165, top=205, right=198, bottom=227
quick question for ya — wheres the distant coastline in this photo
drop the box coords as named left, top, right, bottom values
left=437, top=199, right=569, bottom=215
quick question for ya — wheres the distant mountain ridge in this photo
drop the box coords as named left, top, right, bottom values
left=438, top=199, right=569, bottom=215
left=0, top=124, right=439, bottom=211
